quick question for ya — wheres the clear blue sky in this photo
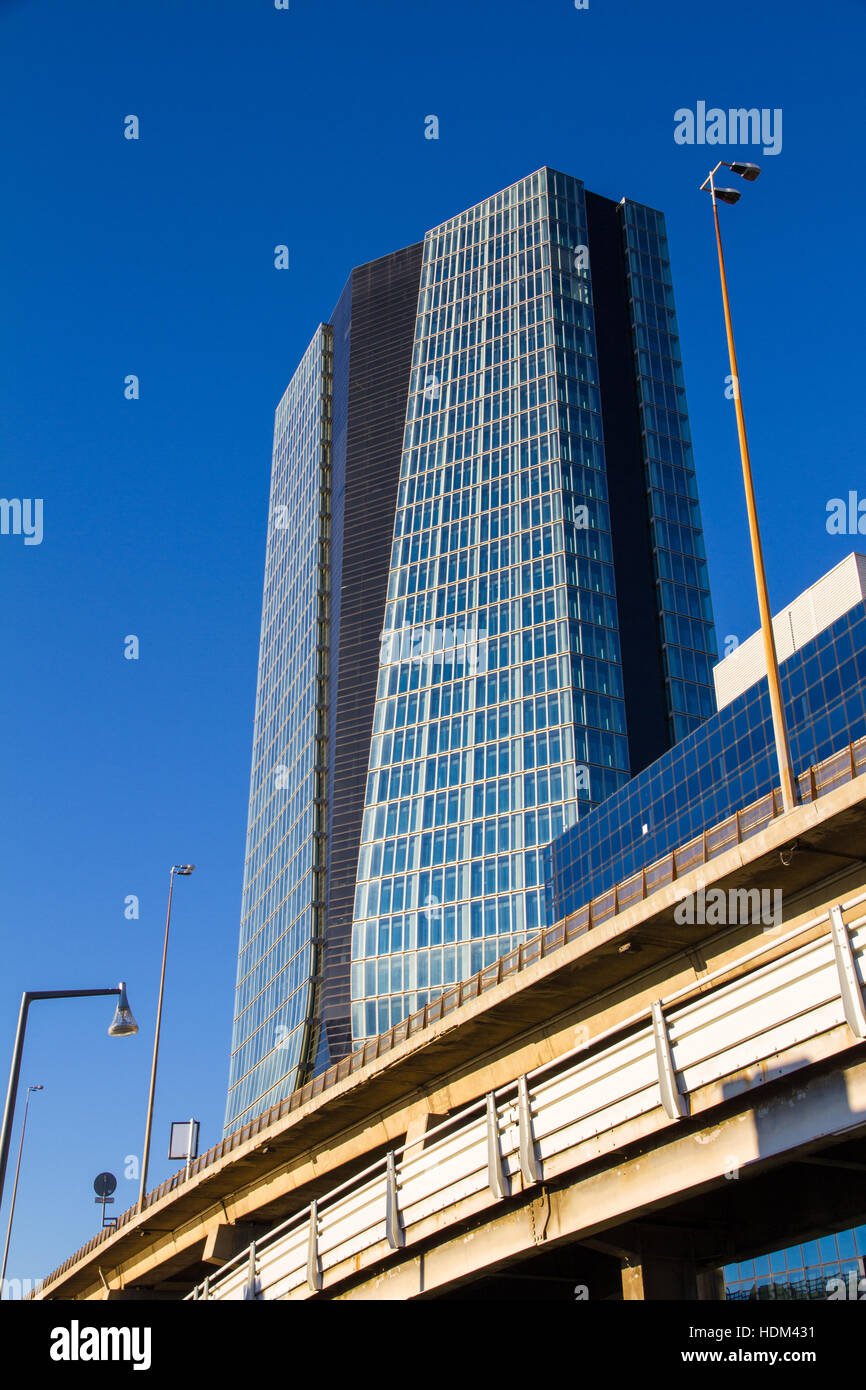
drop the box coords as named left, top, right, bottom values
left=1, top=0, right=864, bottom=1292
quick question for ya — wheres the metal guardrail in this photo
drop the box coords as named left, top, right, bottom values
left=39, top=734, right=866, bottom=1290
left=185, top=893, right=866, bottom=1300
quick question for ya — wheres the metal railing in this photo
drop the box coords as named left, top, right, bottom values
left=184, top=890, right=866, bottom=1300
left=39, top=733, right=866, bottom=1290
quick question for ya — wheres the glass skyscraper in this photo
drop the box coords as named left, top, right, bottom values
left=225, top=328, right=334, bottom=1130
left=226, top=168, right=716, bottom=1129
left=225, top=247, right=424, bottom=1129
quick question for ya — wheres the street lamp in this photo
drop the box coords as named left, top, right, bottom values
left=700, top=160, right=797, bottom=814
left=138, top=865, right=195, bottom=1210
left=0, top=983, right=138, bottom=1215
left=0, top=1084, right=42, bottom=1298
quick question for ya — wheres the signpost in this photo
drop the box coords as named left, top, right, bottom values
left=93, top=1171, right=117, bottom=1229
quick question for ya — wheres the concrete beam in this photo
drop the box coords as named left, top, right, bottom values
left=102, top=1288, right=180, bottom=1301
left=202, top=1222, right=271, bottom=1267
left=333, top=1053, right=866, bottom=1300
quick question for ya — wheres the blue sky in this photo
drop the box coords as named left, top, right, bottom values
left=1, top=0, right=864, bottom=1291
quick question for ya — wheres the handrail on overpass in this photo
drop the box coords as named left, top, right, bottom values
left=39, top=734, right=866, bottom=1289
left=185, top=888, right=866, bottom=1300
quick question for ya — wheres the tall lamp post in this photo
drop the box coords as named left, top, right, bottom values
left=0, top=983, right=138, bottom=1214
left=139, top=865, right=195, bottom=1210
left=700, top=160, right=797, bottom=814
left=0, top=1083, right=42, bottom=1297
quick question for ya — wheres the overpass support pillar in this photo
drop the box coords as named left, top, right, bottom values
left=621, top=1254, right=698, bottom=1300
left=619, top=1234, right=722, bottom=1301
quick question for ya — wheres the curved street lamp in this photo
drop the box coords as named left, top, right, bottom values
left=0, top=983, right=138, bottom=1215
left=700, top=160, right=796, bottom=814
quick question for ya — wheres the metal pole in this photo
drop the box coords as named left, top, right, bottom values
left=709, top=172, right=796, bottom=813
left=0, top=994, right=30, bottom=1219
left=139, top=869, right=175, bottom=1209
left=0, top=1083, right=39, bottom=1295
left=184, top=1117, right=194, bottom=1182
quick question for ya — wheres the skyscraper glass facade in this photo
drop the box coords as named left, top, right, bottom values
left=349, top=169, right=714, bottom=1042
left=226, top=329, right=333, bottom=1128
left=228, top=168, right=717, bottom=1119
left=226, top=247, right=423, bottom=1129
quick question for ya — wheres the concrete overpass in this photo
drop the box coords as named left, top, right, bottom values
left=35, top=739, right=866, bottom=1300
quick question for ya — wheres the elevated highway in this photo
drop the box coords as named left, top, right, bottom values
left=35, top=741, right=866, bottom=1300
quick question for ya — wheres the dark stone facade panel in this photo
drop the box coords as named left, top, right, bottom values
left=318, top=242, right=424, bottom=1072
left=585, top=191, right=670, bottom=776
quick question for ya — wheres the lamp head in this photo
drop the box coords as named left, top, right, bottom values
left=714, top=187, right=742, bottom=206
left=108, top=981, right=139, bottom=1037
left=729, top=161, right=761, bottom=181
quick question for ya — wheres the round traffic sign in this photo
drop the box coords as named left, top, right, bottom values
left=93, top=1171, right=117, bottom=1198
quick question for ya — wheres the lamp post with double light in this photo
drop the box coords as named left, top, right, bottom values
left=138, top=864, right=195, bottom=1210
left=700, top=160, right=797, bottom=813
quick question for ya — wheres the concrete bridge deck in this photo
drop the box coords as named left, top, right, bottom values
left=35, top=753, right=866, bottom=1300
